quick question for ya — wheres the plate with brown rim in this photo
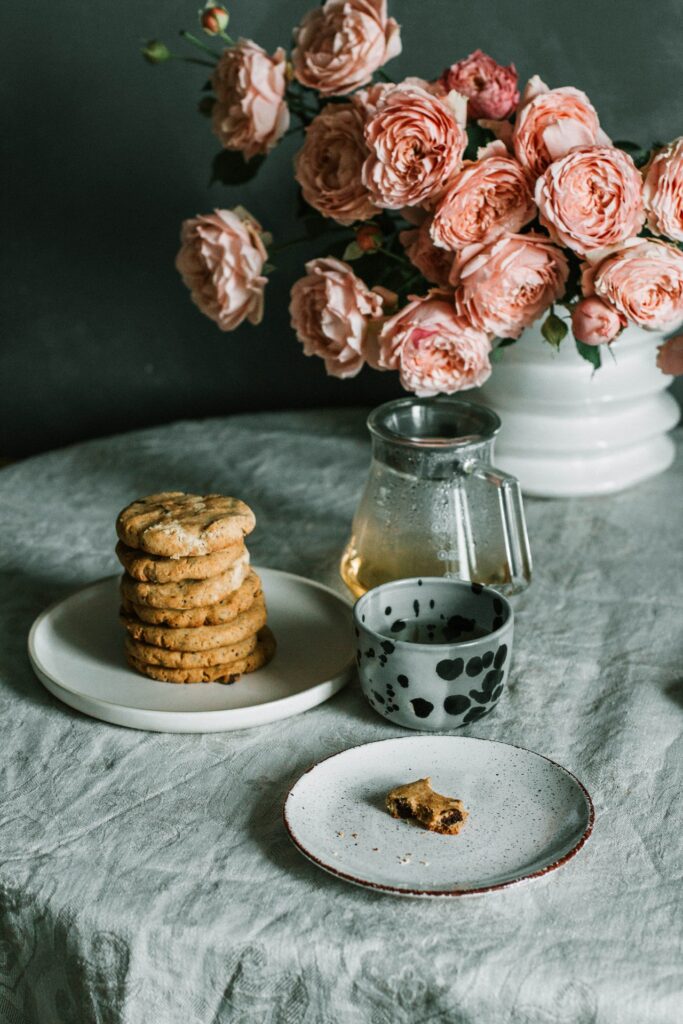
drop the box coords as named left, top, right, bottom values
left=284, top=735, right=594, bottom=897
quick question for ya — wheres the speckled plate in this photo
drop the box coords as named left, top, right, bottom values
left=284, top=735, right=594, bottom=897
left=28, top=569, right=354, bottom=733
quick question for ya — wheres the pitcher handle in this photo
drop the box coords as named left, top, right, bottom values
left=462, top=458, right=533, bottom=591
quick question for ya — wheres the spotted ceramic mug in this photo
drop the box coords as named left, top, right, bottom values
left=353, top=577, right=514, bottom=731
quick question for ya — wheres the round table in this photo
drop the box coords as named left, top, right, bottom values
left=1, top=410, right=681, bottom=1024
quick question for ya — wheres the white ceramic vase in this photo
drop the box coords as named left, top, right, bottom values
left=474, top=323, right=679, bottom=498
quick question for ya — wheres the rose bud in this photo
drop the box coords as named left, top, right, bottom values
left=201, top=5, right=229, bottom=36
left=356, top=224, right=382, bottom=253
left=571, top=297, right=624, bottom=346
left=142, top=40, right=171, bottom=64
left=657, top=335, right=683, bottom=376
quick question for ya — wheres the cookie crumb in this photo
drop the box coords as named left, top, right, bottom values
left=335, top=831, right=345, bottom=838
left=397, top=854, right=413, bottom=865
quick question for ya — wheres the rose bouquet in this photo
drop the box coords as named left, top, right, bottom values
left=144, top=1, right=683, bottom=396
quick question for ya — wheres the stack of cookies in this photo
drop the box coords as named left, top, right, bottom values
left=115, top=492, right=275, bottom=684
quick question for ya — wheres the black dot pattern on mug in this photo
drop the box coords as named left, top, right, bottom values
left=469, top=669, right=504, bottom=704
left=384, top=678, right=400, bottom=714
left=410, top=698, right=433, bottom=719
left=417, top=639, right=508, bottom=723
left=466, top=656, right=483, bottom=677
left=444, top=694, right=470, bottom=715
left=356, top=581, right=510, bottom=728
left=436, top=657, right=464, bottom=681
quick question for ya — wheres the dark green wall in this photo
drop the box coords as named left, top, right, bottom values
left=4, top=0, right=682, bottom=455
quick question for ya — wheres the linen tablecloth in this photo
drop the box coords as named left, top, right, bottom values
left=0, top=410, right=681, bottom=1024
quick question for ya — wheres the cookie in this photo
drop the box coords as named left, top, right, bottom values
left=116, top=492, right=256, bottom=557
left=120, top=552, right=249, bottom=609
left=385, top=778, right=469, bottom=835
left=120, top=595, right=267, bottom=652
left=115, top=539, right=245, bottom=583
left=126, top=627, right=276, bottom=684
left=124, top=631, right=258, bottom=668
left=120, top=571, right=262, bottom=627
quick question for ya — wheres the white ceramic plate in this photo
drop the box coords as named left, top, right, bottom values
left=28, top=569, right=354, bottom=733
left=284, top=735, right=594, bottom=897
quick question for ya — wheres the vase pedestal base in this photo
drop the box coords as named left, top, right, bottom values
left=492, top=430, right=676, bottom=499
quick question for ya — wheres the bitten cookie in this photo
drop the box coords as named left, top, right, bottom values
left=386, top=778, right=469, bottom=835
left=120, top=571, right=262, bottom=627
left=120, top=553, right=249, bottom=609
left=120, top=595, right=267, bottom=651
left=115, top=539, right=245, bottom=583
left=126, top=627, right=276, bottom=683
left=116, top=492, right=256, bottom=557
left=124, top=632, right=258, bottom=668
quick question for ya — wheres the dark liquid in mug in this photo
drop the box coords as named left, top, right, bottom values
left=379, top=616, right=492, bottom=645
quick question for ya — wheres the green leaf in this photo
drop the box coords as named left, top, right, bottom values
left=464, top=121, right=496, bottom=161
left=575, top=339, right=602, bottom=370
left=541, top=312, right=568, bottom=348
left=142, top=40, right=171, bottom=64
left=343, top=241, right=363, bottom=261
left=210, top=149, right=265, bottom=186
left=490, top=337, right=517, bottom=363
left=614, top=139, right=651, bottom=168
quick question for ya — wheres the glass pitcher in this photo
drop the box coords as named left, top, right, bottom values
left=340, top=397, right=532, bottom=597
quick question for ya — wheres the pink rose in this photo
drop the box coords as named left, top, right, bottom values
left=643, top=137, right=683, bottom=242
left=583, top=239, right=683, bottom=332
left=292, top=0, right=401, bottom=97
left=289, top=257, right=383, bottom=378
left=399, top=219, right=454, bottom=287
left=363, top=84, right=467, bottom=208
left=657, top=335, right=683, bottom=376
left=513, top=77, right=610, bottom=178
left=353, top=76, right=433, bottom=117
left=175, top=207, right=267, bottom=331
left=571, top=297, right=625, bottom=345
left=430, top=141, right=536, bottom=250
left=451, top=233, right=569, bottom=338
left=211, top=40, right=289, bottom=159
left=294, top=103, right=379, bottom=226
left=440, top=50, right=519, bottom=121
left=352, top=82, right=394, bottom=118
left=377, top=294, right=492, bottom=395
left=536, top=145, right=645, bottom=256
